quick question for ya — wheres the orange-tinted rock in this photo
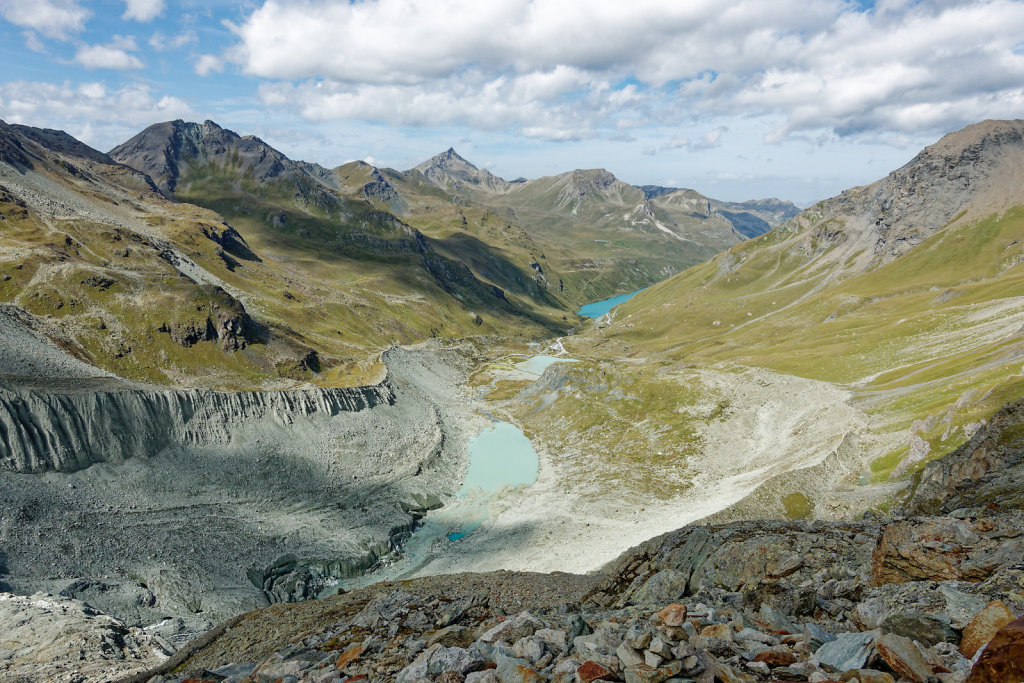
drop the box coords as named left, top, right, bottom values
left=576, top=660, right=615, bottom=682
left=753, top=648, right=797, bottom=667
left=875, top=632, right=932, bottom=683
left=967, top=614, right=1024, bottom=683
left=871, top=517, right=1024, bottom=585
left=657, top=603, right=687, bottom=627
left=336, top=643, right=366, bottom=669
left=840, top=670, right=895, bottom=683
left=700, top=623, right=733, bottom=641
left=960, top=600, right=1014, bottom=658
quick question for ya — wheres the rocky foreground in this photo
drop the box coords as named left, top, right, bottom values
left=4, top=399, right=1024, bottom=682
left=88, top=397, right=1024, bottom=683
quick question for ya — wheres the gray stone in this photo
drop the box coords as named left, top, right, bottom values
left=736, top=628, right=777, bottom=645
left=617, top=642, right=646, bottom=668
left=495, top=653, right=545, bottom=683
left=513, top=636, right=547, bottom=664
left=804, top=624, right=836, bottom=651
left=880, top=611, right=959, bottom=646
left=634, top=570, right=689, bottom=606
left=482, top=612, right=544, bottom=644
left=759, top=603, right=797, bottom=634
left=574, top=628, right=623, bottom=660
left=624, top=660, right=684, bottom=683
left=647, top=636, right=674, bottom=658
left=426, top=646, right=484, bottom=675
left=644, top=650, right=664, bottom=667
left=814, top=630, right=877, bottom=671
left=566, top=614, right=592, bottom=641
left=535, top=628, right=568, bottom=652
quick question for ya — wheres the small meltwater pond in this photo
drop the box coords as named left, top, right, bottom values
left=445, top=420, right=539, bottom=540
left=513, top=354, right=577, bottom=377
left=459, top=422, right=539, bottom=493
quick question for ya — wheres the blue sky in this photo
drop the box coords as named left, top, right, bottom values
left=2, top=0, right=1024, bottom=205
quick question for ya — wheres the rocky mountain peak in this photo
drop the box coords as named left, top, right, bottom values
left=415, top=147, right=479, bottom=174
left=110, top=119, right=296, bottom=196
left=812, top=119, right=1024, bottom=261
left=412, top=148, right=510, bottom=194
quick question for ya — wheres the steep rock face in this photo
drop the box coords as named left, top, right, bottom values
left=800, top=119, right=1024, bottom=262
left=109, top=120, right=340, bottom=211
left=0, top=380, right=395, bottom=473
left=109, top=120, right=285, bottom=195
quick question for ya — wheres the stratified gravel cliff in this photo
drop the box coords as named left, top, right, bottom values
left=0, top=382, right=394, bottom=473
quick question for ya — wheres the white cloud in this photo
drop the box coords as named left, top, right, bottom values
left=23, top=30, right=46, bottom=53
left=75, top=37, right=144, bottom=70
left=225, top=0, right=1024, bottom=142
left=194, top=54, right=224, bottom=76
left=149, top=30, right=196, bottom=50
left=122, top=0, right=163, bottom=22
left=0, top=79, right=194, bottom=150
left=638, top=128, right=727, bottom=155
left=0, top=0, right=88, bottom=39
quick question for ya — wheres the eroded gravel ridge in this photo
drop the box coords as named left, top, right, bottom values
left=0, top=344, right=478, bottom=648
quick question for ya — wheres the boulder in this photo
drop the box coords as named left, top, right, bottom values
left=615, top=642, right=645, bottom=668
left=853, top=582, right=986, bottom=630
left=656, top=603, right=687, bottom=627
left=495, top=653, right=545, bottom=683
left=960, top=600, right=1015, bottom=658
left=814, top=631, right=877, bottom=671
left=573, top=628, right=623, bottom=660
left=634, top=570, right=688, bottom=605
left=622, top=660, right=683, bottom=683
left=879, top=611, right=959, bottom=646
left=700, top=623, right=734, bottom=641
left=575, top=660, right=615, bottom=682
left=481, top=612, right=544, bottom=644
left=966, top=614, right=1024, bottom=682
left=754, top=647, right=798, bottom=667
left=427, top=625, right=475, bottom=649
left=874, top=632, right=933, bottom=683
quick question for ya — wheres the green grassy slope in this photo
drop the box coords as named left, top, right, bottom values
left=576, top=121, right=1024, bottom=482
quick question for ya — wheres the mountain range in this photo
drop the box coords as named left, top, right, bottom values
left=2, top=117, right=1024, bottom=682
left=0, top=117, right=796, bottom=388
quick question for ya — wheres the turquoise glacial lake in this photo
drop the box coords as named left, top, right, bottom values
left=577, top=288, right=646, bottom=318
left=459, top=421, right=539, bottom=495
left=514, top=355, right=577, bottom=376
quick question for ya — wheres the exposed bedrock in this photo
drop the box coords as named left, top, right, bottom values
left=0, top=380, right=395, bottom=473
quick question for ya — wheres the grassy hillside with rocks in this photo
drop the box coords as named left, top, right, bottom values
left=565, top=120, right=1024, bottom=509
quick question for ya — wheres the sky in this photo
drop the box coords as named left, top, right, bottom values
left=1, top=1, right=1023, bottom=205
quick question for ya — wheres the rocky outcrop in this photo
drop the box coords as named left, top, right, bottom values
left=797, top=119, right=1024, bottom=263
left=0, top=591, right=170, bottom=682
left=0, top=380, right=395, bottom=473
left=908, top=396, right=1024, bottom=514
left=871, top=514, right=1024, bottom=585
left=967, top=614, right=1024, bottom=682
